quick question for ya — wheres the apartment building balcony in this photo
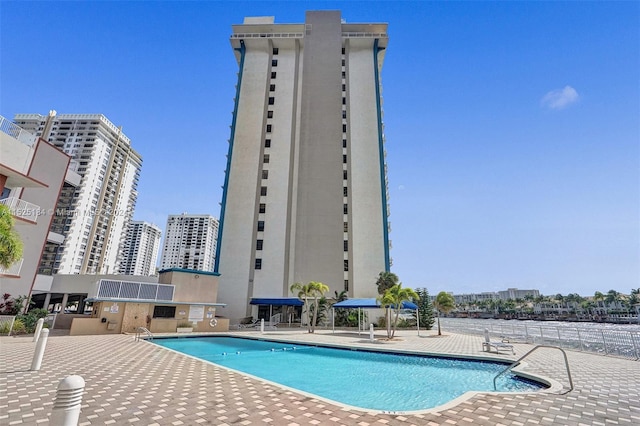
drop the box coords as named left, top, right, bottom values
left=0, top=258, right=24, bottom=278
left=0, top=115, right=36, bottom=146
left=0, top=196, right=41, bottom=224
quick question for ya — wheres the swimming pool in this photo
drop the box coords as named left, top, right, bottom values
left=152, top=336, right=546, bottom=412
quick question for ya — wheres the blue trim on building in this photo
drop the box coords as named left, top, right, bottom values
left=373, top=39, right=391, bottom=271
left=214, top=41, right=246, bottom=273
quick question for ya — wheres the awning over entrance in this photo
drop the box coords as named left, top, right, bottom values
left=332, top=298, right=418, bottom=310
left=249, top=298, right=303, bottom=306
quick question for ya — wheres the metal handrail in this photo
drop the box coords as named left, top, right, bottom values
left=493, top=345, right=573, bottom=394
left=135, top=327, right=153, bottom=341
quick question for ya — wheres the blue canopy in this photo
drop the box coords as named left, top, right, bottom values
left=332, top=298, right=417, bottom=310
left=250, top=298, right=304, bottom=306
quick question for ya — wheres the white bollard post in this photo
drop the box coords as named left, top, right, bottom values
left=260, top=318, right=265, bottom=334
left=50, top=375, right=85, bottom=426
left=33, top=318, right=45, bottom=343
left=369, top=323, right=375, bottom=342
left=31, top=328, right=49, bottom=371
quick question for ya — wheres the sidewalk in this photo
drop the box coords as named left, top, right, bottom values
left=1, top=328, right=638, bottom=425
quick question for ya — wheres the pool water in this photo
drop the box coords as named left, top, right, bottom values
left=153, top=336, right=545, bottom=412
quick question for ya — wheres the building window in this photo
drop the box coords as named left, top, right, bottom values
left=265, top=139, right=271, bottom=148
left=342, top=47, right=346, bottom=54
left=342, top=59, right=345, bottom=66
left=255, top=258, right=262, bottom=269
left=343, top=222, right=348, bottom=232
left=266, top=124, right=272, bottom=132
left=344, top=279, right=349, bottom=291
left=267, top=111, right=274, bottom=119
left=257, top=221, right=265, bottom=232
left=256, top=239, right=263, bottom=250
left=343, top=204, right=348, bottom=214
left=273, top=47, right=279, bottom=55
left=268, top=97, right=275, bottom=105
left=343, top=154, right=347, bottom=164
left=259, top=203, right=266, bottom=213
left=342, top=124, right=347, bottom=133
left=269, top=84, right=276, bottom=92
left=271, top=71, right=277, bottom=79
left=342, top=97, right=346, bottom=105
left=344, top=240, right=348, bottom=251
left=343, top=187, right=348, bottom=196
left=263, top=154, right=270, bottom=163
left=342, top=84, right=346, bottom=92
left=342, top=139, right=347, bottom=148
left=262, top=170, right=269, bottom=179
left=344, top=260, right=349, bottom=271
left=342, top=110, right=346, bottom=119
left=153, top=305, right=176, bottom=318
left=272, top=59, right=278, bottom=66
left=343, top=170, right=348, bottom=180
left=342, top=71, right=346, bottom=78
left=260, top=186, right=268, bottom=196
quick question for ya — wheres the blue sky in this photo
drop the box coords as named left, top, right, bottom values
left=1, top=1, right=638, bottom=297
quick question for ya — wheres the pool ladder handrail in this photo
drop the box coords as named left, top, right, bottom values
left=135, top=326, right=153, bottom=341
left=493, top=345, right=573, bottom=394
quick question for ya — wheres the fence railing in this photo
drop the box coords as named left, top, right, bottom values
left=0, top=115, right=36, bottom=146
left=442, top=318, right=640, bottom=360
left=0, top=197, right=41, bottom=223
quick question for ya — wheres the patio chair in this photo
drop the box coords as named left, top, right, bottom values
left=482, top=329, right=515, bottom=354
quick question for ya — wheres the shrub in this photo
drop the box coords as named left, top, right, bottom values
left=11, top=318, right=26, bottom=334
left=0, top=321, right=11, bottom=334
left=16, top=308, right=49, bottom=333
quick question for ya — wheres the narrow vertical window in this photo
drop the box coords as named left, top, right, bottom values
left=343, top=260, right=349, bottom=271
left=265, top=139, right=271, bottom=148
left=255, top=259, right=262, bottom=269
left=262, top=170, right=269, bottom=179
left=256, top=240, right=263, bottom=250
left=259, top=203, right=266, bottom=213
left=343, top=240, right=348, bottom=251
left=272, top=59, right=278, bottom=66
left=257, top=221, right=265, bottom=232
left=263, top=154, right=270, bottom=163
left=260, top=186, right=268, bottom=196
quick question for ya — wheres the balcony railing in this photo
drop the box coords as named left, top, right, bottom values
left=0, top=258, right=24, bottom=277
left=0, top=197, right=40, bottom=224
left=0, top=115, right=36, bottom=146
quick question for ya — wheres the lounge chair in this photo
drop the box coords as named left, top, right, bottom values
left=483, top=329, right=515, bottom=354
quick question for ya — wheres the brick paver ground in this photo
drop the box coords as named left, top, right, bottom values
left=1, top=327, right=638, bottom=425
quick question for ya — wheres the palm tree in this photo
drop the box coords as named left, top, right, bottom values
left=433, top=291, right=455, bottom=336
left=0, top=204, right=23, bottom=270
left=375, top=271, right=399, bottom=296
left=332, top=290, right=349, bottom=326
left=378, top=283, right=418, bottom=339
left=290, top=281, right=329, bottom=333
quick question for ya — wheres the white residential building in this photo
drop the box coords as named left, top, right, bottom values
left=216, top=11, right=391, bottom=320
left=14, top=111, right=142, bottom=276
left=160, top=214, right=218, bottom=272
left=0, top=115, right=79, bottom=299
left=120, top=221, right=162, bottom=276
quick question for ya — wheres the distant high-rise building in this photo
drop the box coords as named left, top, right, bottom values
left=120, top=221, right=161, bottom=276
left=0, top=115, right=74, bottom=297
left=160, top=214, right=218, bottom=271
left=14, top=111, right=142, bottom=275
left=216, top=11, right=391, bottom=320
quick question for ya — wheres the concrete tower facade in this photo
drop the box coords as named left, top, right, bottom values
left=216, top=11, right=391, bottom=320
left=160, top=214, right=218, bottom=272
left=121, top=221, right=162, bottom=276
left=14, top=112, right=142, bottom=276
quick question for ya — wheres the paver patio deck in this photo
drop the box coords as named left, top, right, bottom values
left=1, top=328, right=638, bottom=425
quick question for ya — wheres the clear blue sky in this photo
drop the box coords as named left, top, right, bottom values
left=2, top=1, right=638, bottom=297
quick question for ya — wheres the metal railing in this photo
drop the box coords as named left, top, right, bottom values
left=0, top=197, right=41, bottom=223
left=135, top=327, right=153, bottom=341
left=443, top=318, right=640, bottom=360
left=493, top=345, right=573, bottom=393
left=0, top=115, right=36, bottom=146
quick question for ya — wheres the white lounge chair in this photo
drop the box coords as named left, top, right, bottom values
left=483, top=329, right=515, bottom=354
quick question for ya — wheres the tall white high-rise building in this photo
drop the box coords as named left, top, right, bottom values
left=14, top=111, right=143, bottom=275
left=120, top=221, right=162, bottom=276
left=216, top=11, right=391, bottom=320
left=160, top=214, right=218, bottom=272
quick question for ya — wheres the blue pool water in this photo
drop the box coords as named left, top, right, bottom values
left=153, top=336, right=545, bottom=412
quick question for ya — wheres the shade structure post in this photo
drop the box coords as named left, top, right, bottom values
left=417, top=307, right=420, bottom=336
left=332, top=308, right=335, bottom=334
